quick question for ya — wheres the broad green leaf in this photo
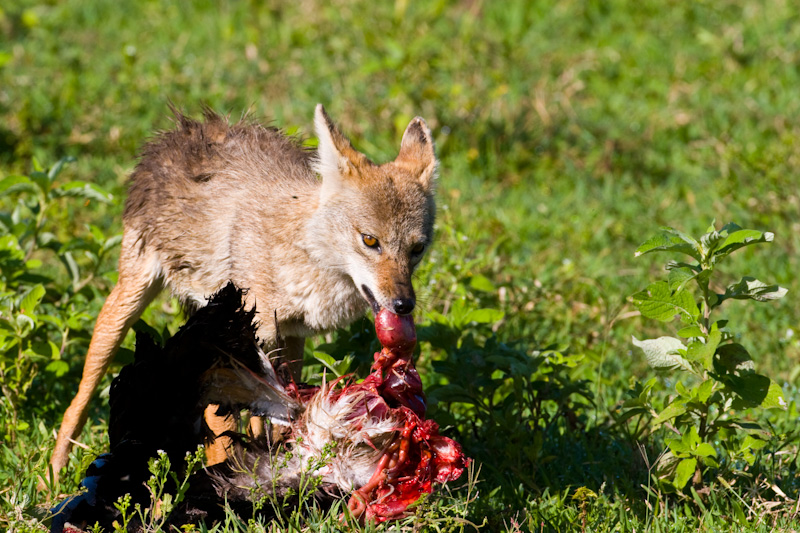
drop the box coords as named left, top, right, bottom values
left=334, top=356, right=354, bottom=375
left=714, top=228, right=773, bottom=260
left=101, top=234, right=124, bottom=254
left=89, top=224, right=105, bottom=242
left=639, top=377, right=657, bottom=400
left=667, top=266, right=696, bottom=292
left=19, top=284, right=46, bottom=315
left=66, top=310, right=92, bottom=330
left=47, top=156, right=75, bottom=181
left=726, top=373, right=773, bottom=408
left=666, top=436, right=690, bottom=455
left=114, top=347, right=136, bottom=366
left=463, top=308, right=504, bottom=324
left=682, top=426, right=701, bottom=448
left=132, top=319, right=164, bottom=346
left=721, top=276, right=787, bottom=302
left=312, top=351, right=352, bottom=377
left=761, top=380, right=788, bottom=410
left=685, top=330, right=720, bottom=371
left=631, top=282, right=699, bottom=323
left=728, top=421, right=771, bottom=440
left=632, top=336, right=690, bottom=371
left=615, top=406, right=648, bottom=424
left=446, top=298, right=468, bottom=325
left=0, top=175, right=38, bottom=196
left=715, top=343, right=754, bottom=373
left=741, top=435, right=768, bottom=451
left=677, top=325, right=703, bottom=338
left=699, top=230, right=724, bottom=258
left=622, top=378, right=657, bottom=408
left=16, top=313, right=35, bottom=334
left=33, top=340, right=60, bottom=360
left=62, top=252, right=80, bottom=287
left=653, top=398, right=688, bottom=425
left=635, top=227, right=701, bottom=260
left=674, top=457, right=697, bottom=489
left=717, top=222, right=742, bottom=233
left=694, top=442, right=716, bottom=458
left=696, top=269, right=713, bottom=292
left=45, top=360, right=69, bottom=377
left=312, top=351, right=337, bottom=368
left=52, top=181, right=113, bottom=203
left=469, top=274, right=496, bottom=292
left=37, top=314, right=65, bottom=330
left=30, top=170, right=50, bottom=194
left=424, top=309, right=449, bottom=326
left=712, top=319, right=729, bottom=332
left=24, top=347, right=51, bottom=364
left=695, top=379, right=715, bottom=403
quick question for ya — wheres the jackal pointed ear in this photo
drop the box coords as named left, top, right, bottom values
left=396, top=117, right=438, bottom=191
left=314, top=104, right=368, bottom=201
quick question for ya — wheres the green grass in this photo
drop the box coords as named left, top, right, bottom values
left=2, top=0, right=800, bottom=531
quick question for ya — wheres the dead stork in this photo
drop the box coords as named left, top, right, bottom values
left=51, top=283, right=468, bottom=531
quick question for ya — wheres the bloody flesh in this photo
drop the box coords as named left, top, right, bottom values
left=345, top=309, right=470, bottom=523
left=50, top=286, right=469, bottom=531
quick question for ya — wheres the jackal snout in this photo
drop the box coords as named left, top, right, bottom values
left=361, top=274, right=415, bottom=316
left=392, top=295, right=415, bottom=316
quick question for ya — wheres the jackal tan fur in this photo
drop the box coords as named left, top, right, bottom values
left=49, top=105, right=437, bottom=477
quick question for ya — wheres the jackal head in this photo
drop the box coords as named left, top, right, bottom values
left=306, top=105, right=437, bottom=316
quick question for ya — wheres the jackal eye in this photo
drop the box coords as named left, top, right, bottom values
left=362, top=234, right=380, bottom=249
left=411, top=243, right=426, bottom=255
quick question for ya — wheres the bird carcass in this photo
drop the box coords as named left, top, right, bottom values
left=51, top=283, right=469, bottom=531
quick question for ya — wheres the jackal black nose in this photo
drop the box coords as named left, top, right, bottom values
left=392, top=298, right=415, bottom=315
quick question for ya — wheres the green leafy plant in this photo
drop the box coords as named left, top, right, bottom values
left=112, top=447, right=205, bottom=532
left=422, top=300, right=592, bottom=505
left=624, top=223, right=787, bottom=493
left=0, top=157, right=116, bottom=435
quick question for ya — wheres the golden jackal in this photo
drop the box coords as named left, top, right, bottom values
left=50, top=105, right=438, bottom=476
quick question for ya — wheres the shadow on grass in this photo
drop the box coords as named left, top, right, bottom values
left=418, top=320, right=654, bottom=530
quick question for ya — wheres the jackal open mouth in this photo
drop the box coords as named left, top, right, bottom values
left=361, top=284, right=382, bottom=314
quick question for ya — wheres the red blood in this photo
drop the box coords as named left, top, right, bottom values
left=378, top=357, right=426, bottom=417
left=352, top=408, right=471, bottom=523
left=374, top=309, right=417, bottom=355
left=371, top=310, right=426, bottom=416
left=341, top=307, right=470, bottom=524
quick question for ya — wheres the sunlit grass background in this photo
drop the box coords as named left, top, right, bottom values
left=2, top=0, right=800, bottom=531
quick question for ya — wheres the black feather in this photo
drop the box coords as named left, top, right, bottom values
left=51, top=283, right=271, bottom=532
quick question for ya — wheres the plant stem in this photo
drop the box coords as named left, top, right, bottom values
left=700, top=282, right=711, bottom=335
left=698, top=403, right=709, bottom=440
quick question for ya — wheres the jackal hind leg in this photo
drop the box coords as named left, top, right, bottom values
left=48, top=244, right=163, bottom=483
